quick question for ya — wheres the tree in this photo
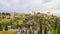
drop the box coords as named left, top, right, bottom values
left=44, top=27, right=47, bottom=34
left=57, top=17, right=60, bottom=34
left=53, top=18, right=58, bottom=34
left=0, top=24, right=3, bottom=31
left=44, top=18, right=48, bottom=34
left=57, top=24, right=60, bottom=34
left=5, top=25, right=8, bottom=31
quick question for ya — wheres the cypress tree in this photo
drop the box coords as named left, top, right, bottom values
left=40, top=21, right=42, bottom=34
left=53, top=18, right=57, bottom=34
left=39, top=17, right=43, bottom=34
left=44, top=27, right=47, bottom=34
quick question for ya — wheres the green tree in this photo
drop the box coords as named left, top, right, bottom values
left=5, top=25, right=8, bottom=31
left=0, top=24, right=3, bottom=31
left=44, top=27, right=47, bottom=34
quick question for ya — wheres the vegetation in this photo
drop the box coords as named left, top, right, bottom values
left=0, top=12, right=60, bottom=34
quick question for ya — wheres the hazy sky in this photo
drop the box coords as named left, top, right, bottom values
left=0, top=0, right=60, bottom=15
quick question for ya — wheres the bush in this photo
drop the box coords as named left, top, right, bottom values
left=5, top=26, right=8, bottom=31
left=0, top=26, right=3, bottom=31
left=0, top=24, right=3, bottom=31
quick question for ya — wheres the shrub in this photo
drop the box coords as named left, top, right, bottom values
left=5, top=26, right=8, bottom=31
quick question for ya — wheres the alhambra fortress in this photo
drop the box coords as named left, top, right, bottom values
left=0, top=11, right=56, bottom=18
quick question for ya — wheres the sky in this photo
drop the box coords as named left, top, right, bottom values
left=0, top=0, right=60, bottom=16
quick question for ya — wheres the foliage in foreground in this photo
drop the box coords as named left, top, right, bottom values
left=0, top=15, right=60, bottom=34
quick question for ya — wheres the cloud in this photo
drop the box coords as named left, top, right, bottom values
left=29, top=0, right=60, bottom=10
left=0, top=0, right=60, bottom=15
